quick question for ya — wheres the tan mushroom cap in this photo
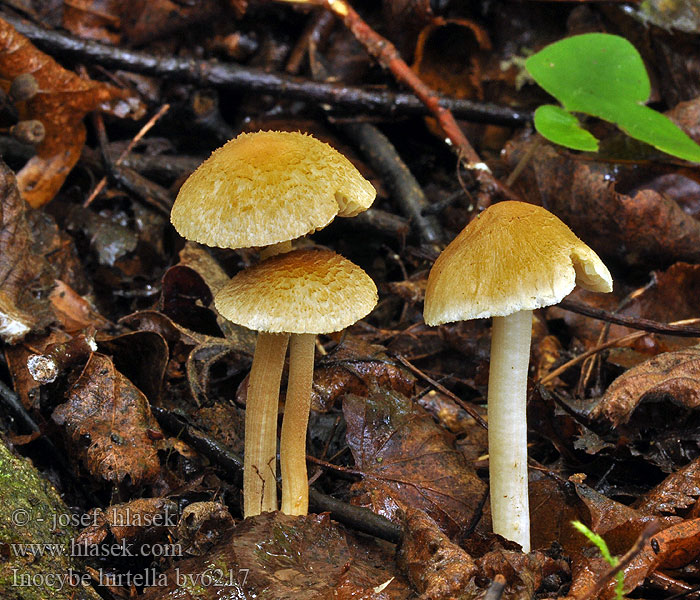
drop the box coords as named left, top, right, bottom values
left=171, top=130, right=376, bottom=249
left=424, top=201, right=612, bottom=325
left=215, top=249, right=378, bottom=334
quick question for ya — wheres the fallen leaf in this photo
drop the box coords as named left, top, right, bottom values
left=175, top=501, right=234, bottom=556
left=398, top=507, right=478, bottom=600
left=49, top=279, right=112, bottom=333
left=592, top=347, right=700, bottom=428
left=412, top=18, right=490, bottom=101
left=312, top=338, right=416, bottom=412
left=344, top=387, right=487, bottom=539
left=62, top=0, right=124, bottom=44
left=141, top=512, right=412, bottom=599
left=52, top=352, right=164, bottom=485
left=4, top=330, right=70, bottom=412
left=0, top=17, right=143, bottom=207
left=0, top=158, right=55, bottom=342
left=635, top=457, right=700, bottom=515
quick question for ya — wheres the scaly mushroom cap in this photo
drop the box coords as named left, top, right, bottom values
left=171, top=130, right=376, bottom=249
left=424, top=201, right=612, bottom=325
left=215, top=249, right=378, bottom=334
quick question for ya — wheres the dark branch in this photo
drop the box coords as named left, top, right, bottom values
left=151, top=406, right=403, bottom=544
left=2, top=13, right=531, bottom=127
left=557, top=299, right=700, bottom=337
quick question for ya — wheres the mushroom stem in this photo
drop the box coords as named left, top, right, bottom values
left=488, top=310, right=532, bottom=552
left=244, top=331, right=290, bottom=517
left=280, top=333, right=315, bottom=515
left=260, top=240, right=293, bottom=259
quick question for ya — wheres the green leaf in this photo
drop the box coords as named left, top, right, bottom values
left=533, top=105, right=599, bottom=151
left=525, top=33, right=700, bottom=162
left=525, top=33, right=649, bottom=111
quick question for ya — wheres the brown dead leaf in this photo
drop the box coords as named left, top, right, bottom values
left=562, top=481, right=675, bottom=600
left=635, top=457, right=700, bottom=515
left=161, top=264, right=221, bottom=337
left=571, top=519, right=700, bottom=600
left=344, top=387, right=487, bottom=539
left=50, top=279, right=112, bottom=333
left=0, top=17, right=143, bottom=207
left=652, top=518, right=700, bottom=569
left=592, top=347, right=700, bottom=428
left=477, top=547, right=565, bottom=600
left=398, top=507, right=478, bottom=600
left=142, top=512, right=412, bottom=599
left=312, top=338, right=416, bottom=412
left=549, top=263, right=700, bottom=362
left=0, top=158, right=55, bottom=342
left=52, top=352, right=163, bottom=485
left=121, top=0, right=226, bottom=46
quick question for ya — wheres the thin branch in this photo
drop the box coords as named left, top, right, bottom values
left=341, top=120, right=443, bottom=246
left=539, top=317, right=700, bottom=384
left=2, top=13, right=529, bottom=126
left=558, top=299, right=700, bottom=337
left=84, top=103, right=169, bottom=207
left=392, top=353, right=487, bottom=429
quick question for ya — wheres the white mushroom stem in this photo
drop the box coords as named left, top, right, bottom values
left=280, top=333, right=315, bottom=515
left=244, top=332, right=289, bottom=517
left=488, top=309, right=532, bottom=552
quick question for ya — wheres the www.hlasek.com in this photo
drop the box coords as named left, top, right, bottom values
left=11, top=538, right=183, bottom=558
left=12, top=567, right=250, bottom=592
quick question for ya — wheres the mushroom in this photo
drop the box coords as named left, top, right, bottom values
left=171, top=130, right=376, bottom=255
left=170, top=130, right=376, bottom=516
left=215, top=249, right=378, bottom=516
left=423, top=201, right=612, bottom=552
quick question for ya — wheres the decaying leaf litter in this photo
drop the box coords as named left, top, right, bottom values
left=2, top=1, right=700, bottom=598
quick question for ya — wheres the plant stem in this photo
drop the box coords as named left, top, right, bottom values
left=488, top=310, right=532, bottom=552
left=244, top=332, right=289, bottom=517
left=281, top=333, right=315, bottom=515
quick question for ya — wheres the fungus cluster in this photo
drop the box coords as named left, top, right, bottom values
left=424, top=201, right=612, bottom=552
left=173, top=130, right=612, bottom=553
left=172, top=130, right=377, bottom=517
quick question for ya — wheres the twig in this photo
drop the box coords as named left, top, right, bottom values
left=648, top=571, right=700, bottom=600
left=0, top=379, right=39, bottom=433
left=151, top=406, right=403, bottom=543
left=1, top=12, right=529, bottom=126
left=341, top=122, right=443, bottom=246
left=484, top=574, right=507, bottom=600
left=575, top=521, right=660, bottom=600
left=83, top=103, right=170, bottom=207
left=278, top=0, right=520, bottom=211
left=557, top=299, right=700, bottom=337
left=539, top=317, right=700, bottom=385
left=285, top=8, right=334, bottom=75
left=392, top=353, right=487, bottom=429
